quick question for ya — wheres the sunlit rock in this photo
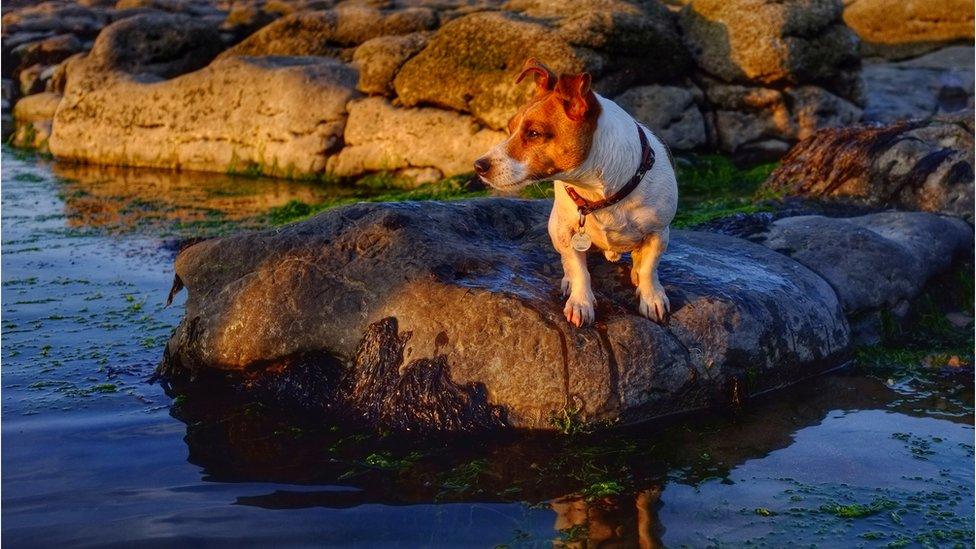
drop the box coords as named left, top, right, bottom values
left=352, top=31, right=431, bottom=96
left=50, top=54, right=358, bottom=176
left=217, top=6, right=439, bottom=61
left=11, top=91, right=60, bottom=150
left=328, top=97, right=505, bottom=178
left=844, top=0, right=975, bottom=60
left=394, top=1, right=689, bottom=130
left=678, top=0, right=859, bottom=91
left=763, top=112, right=975, bottom=222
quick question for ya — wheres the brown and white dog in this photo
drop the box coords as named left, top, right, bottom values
left=474, top=58, right=678, bottom=327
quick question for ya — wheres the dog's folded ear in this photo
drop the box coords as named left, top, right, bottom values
left=515, top=57, right=556, bottom=92
left=555, top=73, right=593, bottom=122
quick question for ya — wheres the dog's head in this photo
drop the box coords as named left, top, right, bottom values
left=474, top=58, right=600, bottom=190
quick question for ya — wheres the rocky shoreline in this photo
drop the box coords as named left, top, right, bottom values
left=3, top=0, right=973, bottom=179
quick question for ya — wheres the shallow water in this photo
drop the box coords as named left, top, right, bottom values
left=2, top=149, right=973, bottom=547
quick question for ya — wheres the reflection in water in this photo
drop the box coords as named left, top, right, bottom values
left=170, top=369, right=972, bottom=546
left=551, top=489, right=663, bottom=548
left=49, top=161, right=341, bottom=232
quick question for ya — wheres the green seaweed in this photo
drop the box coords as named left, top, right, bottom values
left=820, top=497, right=897, bottom=519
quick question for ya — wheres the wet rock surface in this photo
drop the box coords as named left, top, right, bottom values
left=763, top=113, right=975, bottom=222
left=752, top=212, right=974, bottom=315
left=159, top=198, right=864, bottom=431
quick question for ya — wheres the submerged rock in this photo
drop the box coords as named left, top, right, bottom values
left=763, top=113, right=975, bottom=222
left=159, top=199, right=851, bottom=431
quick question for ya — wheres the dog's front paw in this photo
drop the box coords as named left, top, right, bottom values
left=603, top=250, right=622, bottom=263
left=637, top=284, right=670, bottom=324
left=564, top=292, right=596, bottom=328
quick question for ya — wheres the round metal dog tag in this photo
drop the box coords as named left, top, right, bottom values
left=571, top=231, right=592, bottom=252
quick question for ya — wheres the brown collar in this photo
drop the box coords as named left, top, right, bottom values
left=564, top=121, right=655, bottom=217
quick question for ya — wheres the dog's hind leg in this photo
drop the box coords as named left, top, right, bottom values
left=634, top=228, right=670, bottom=323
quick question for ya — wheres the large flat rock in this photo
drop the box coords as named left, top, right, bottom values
left=50, top=54, right=358, bottom=177
left=160, top=199, right=850, bottom=431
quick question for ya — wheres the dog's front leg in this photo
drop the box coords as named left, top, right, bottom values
left=633, top=227, right=670, bottom=323
left=558, top=245, right=596, bottom=327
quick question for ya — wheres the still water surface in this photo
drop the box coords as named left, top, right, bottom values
left=2, top=150, right=972, bottom=547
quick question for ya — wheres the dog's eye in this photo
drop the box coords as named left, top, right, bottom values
left=526, top=130, right=542, bottom=139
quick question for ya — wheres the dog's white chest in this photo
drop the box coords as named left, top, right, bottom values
left=586, top=212, right=645, bottom=252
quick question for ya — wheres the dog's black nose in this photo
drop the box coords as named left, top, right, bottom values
left=473, top=157, right=491, bottom=176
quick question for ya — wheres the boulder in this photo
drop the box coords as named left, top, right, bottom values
left=18, top=63, right=48, bottom=96
left=114, top=0, right=224, bottom=17
left=393, top=11, right=591, bottom=130
left=753, top=212, right=973, bottom=314
left=844, top=0, right=975, bottom=60
left=763, top=114, right=975, bottom=222
left=11, top=91, right=61, bottom=150
left=613, top=84, right=706, bottom=150
left=1, top=3, right=109, bottom=39
left=50, top=54, right=359, bottom=176
left=787, top=85, right=864, bottom=140
left=504, top=0, right=692, bottom=94
left=220, top=1, right=283, bottom=40
left=159, top=198, right=850, bottom=431
left=862, top=46, right=975, bottom=124
left=679, top=0, right=859, bottom=96
left=703, top=82, right=861, bottom=158
left=327, top=97, right=505, bottom=178
left=46, top=53, right=80, bottom=94
left=9, top=33, right=82, bottom=77
left=87, top=12, right=224, bottom=78
left=351, top=31, right=430, bottom=96
left=394, top=2, right=690, bottom=129
left=217, top=6, right=438, bottom=61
